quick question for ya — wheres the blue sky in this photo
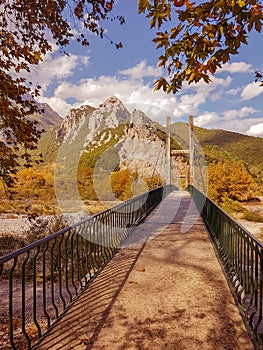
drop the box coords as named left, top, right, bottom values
left=31, top=1, right=263, bottom=137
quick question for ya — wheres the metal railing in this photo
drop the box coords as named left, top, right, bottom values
left=0, top=185, right=175, bottom=349
left=188, top=185, right=263, bottom=348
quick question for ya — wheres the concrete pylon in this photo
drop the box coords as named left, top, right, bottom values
left=165, top=116, right=171, bottom=185
left=189, top=115, right=194, bottom=185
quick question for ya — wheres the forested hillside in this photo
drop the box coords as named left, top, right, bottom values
left=194, top=126, right=263, bottom=168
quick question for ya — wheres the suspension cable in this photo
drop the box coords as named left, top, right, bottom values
left=149, top=144, right=165, bottom=189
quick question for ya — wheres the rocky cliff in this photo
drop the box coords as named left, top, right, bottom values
left=54, top=96, right=173, bottom=191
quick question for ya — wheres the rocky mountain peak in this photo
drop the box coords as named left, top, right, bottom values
left=56, top=96, right=131, bottom=144
left=93, top=96, right=130, bottom=126
left=56, top=105, right=95, bottom=139
left=130, top=109, right=154, bottom=127
left=126, top=109, right=157, bottom=141
left=99, top=96, right=122, bottom=107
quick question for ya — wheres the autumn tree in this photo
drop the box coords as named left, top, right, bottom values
left=138, top=0, right=263, bottom=92
left=111, top=169, right=134, bottom=200
left=208, top=159, right=256, bottom=205
left=0, top=0, right=123, bottom=190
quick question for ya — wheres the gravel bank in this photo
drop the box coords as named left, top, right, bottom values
left=0, top=212, right=89, bottom=236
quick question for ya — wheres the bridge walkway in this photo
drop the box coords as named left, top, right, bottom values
left=35, top=191, right=254, bottom=350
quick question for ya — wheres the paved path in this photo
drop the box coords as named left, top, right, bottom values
left=35, top=191, right=254, bottom=350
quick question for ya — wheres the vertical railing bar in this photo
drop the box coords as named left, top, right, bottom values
left=42, top=241, right=51, bottom=329
left=50, top=238, right=59, bottom=320
left=251, top=245, right=259, bottom=326
left=86, top=221, right=93, bottom=280
left=89, top=220, right=95, bottom=276
left=245, top=238, right=252, bottom=317
left=255, top=249, right=263, bottom=334
left=102, top=213, right=108, bottom=263
left=75, top=227, right=82, bottom=290
left=79, top=228, right=86, bottom=287
left=21, top=251, right=31, bottom=348
left=32, top=246, right=42, bottom=337
left=58, top=233, right=66, bottom=310
left=98, top=214, right=105, bottom=265
left=9, top=257, right=17, bottom=349
left=70, top=229, right=78, bottom=296
left=64, top=230, right=72, bottom=302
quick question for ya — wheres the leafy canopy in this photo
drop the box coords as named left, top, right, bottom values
left=138, top=0, right=263, bottom=93
left=0, top=0, right=123, bottom=190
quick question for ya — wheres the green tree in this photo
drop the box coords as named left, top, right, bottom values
left=139, top=0, right=263, bottom=92
left=1, top=0, right=124, bottom=189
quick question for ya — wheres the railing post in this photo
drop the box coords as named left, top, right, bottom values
left=166, top=116, right=171, bottom=185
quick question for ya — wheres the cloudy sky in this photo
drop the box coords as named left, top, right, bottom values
left=30, top=1, right=263, bottom=137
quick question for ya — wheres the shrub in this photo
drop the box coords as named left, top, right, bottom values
left=221, top=199, right=243, bottom=214
left=0, top=234, right=25, bottom=257
left=243, top=210, right=263, bottom=223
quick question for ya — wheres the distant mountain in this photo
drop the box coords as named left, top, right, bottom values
left=154, top=121, right=263, bottom=169
left=193, top=126, right=263, bottom=168
left=35, top=96, right=263, bottom=189
left=31, top=101, right=62, bottom=129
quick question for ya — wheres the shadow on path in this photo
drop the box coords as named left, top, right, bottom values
left=34, top=240, right=147, bottom=350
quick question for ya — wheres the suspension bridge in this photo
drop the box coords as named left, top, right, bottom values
left=0, top=118, right=262, bottom=349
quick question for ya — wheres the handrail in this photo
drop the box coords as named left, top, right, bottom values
left=188, top=185, right=263, bottom=348
left=0, top=185, right=176, bottom=349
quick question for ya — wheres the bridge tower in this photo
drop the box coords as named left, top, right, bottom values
left=189, top=115, right=194, bottom=186
left=166, top=116, right=195, bottom=189
left=165, top=116, right=171, bottom=185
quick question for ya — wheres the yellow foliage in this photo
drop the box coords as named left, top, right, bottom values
left=208, top=159, right=256, bottom=204
left=111, top=169, right=133, bottom=200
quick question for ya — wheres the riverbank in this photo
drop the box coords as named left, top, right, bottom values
left=0, top=212, right=89, bottom=236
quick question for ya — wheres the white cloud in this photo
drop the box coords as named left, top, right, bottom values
left=219, top=62, right=253, bottom=73
left=223, top=107, right=257, bottom=120
left=119, top=60, right=163, bottom=80
left=241, top=82, right=263, bottom=100
left=248, top=123, right=263, bottom=137
left=29, top=52, right=89, bottom=92
left=226, top=87, right=242, bottom=96
left=32, top=55, right=262, bottom=137
left=195, top=112, right=219, bottom=127
left=37, top=58, right=236, bottom=127
left=36, top=96, right=75, bottom=118
left=52, top=75, right=180, bottom=123
left=182, top=75, right=232, bottom=93
left=211, top=75, right=233, bottom=87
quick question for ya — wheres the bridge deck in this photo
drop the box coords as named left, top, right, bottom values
left=35, top=191, right=254, bottom=350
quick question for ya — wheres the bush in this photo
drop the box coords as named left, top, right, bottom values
left=243, top=210, right=263, bottom=223
left=221, top=199, right=243, bottom=214
left=0, top=234, right=25, bottom=257
left=24, top=215, right=68, bottom=244
left=0, top=215, right=68, bottom=258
